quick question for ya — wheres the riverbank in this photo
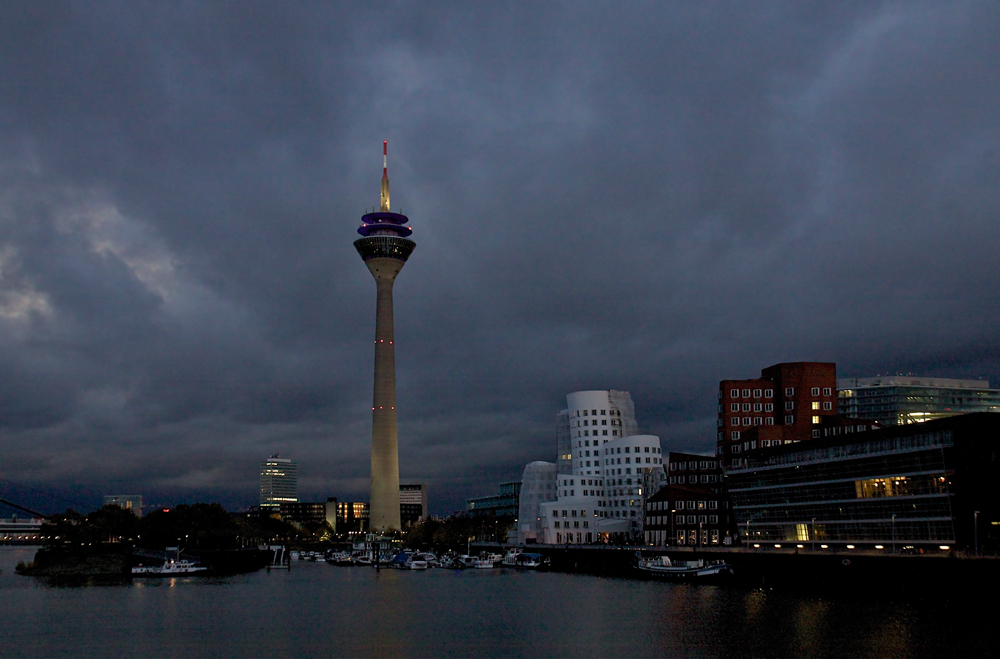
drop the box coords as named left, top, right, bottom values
left=16, top=545, right=270, bottom=578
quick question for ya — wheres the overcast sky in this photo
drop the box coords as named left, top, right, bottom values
left=1, top=1, right=998, bottom=515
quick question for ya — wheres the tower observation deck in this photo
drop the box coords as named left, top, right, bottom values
left=353, top=141, right=414, bottom=533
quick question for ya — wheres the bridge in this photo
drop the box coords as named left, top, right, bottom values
left=0, top=497, right=46, bottom=544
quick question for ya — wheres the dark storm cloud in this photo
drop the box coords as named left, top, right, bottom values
left=1, top=1, right=998, bottom=514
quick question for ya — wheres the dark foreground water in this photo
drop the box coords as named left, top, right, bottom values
left=0, top=546, right=995, bottom=658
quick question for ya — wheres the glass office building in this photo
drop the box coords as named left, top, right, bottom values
left=259, top=455, right=298, bottom=510
left=726, top=414, right=1000, bottom=552
left=838, top=376, right=1000, bottom=426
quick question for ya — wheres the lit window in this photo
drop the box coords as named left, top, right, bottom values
left=812, top=416, right=820, bottom=424
left=812, top=402, right=820, bottom=410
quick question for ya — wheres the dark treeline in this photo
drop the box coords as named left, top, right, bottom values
left=405, top=514, right=514, bottom=550
left=41, top=504, right=320, bottom=550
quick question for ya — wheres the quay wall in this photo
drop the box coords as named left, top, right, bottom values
left=473, top=544, right=1000, bottom=593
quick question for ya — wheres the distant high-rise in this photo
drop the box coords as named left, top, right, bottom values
left=354, top=141, right=415, bottom=532
left=103, top=494, right=143, bottom=517
left=399, top=482, right=428, bottom=527
left=260, top=454, right=298, bottom=510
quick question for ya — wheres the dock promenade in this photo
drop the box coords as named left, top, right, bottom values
left=472, top=542, right=1000, bottom=592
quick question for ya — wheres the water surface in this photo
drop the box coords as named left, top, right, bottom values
left=0, top=547, right=990, bottom=657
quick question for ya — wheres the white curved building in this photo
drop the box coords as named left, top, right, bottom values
left=534, top=391, right=666, bottom=544
left=515, top=461, right=558, bottom=543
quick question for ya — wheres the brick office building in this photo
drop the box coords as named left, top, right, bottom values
left=718, top=362, right=842, bottom=468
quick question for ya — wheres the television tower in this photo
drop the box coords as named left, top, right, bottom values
left=354, top=141, right=415, bottom=532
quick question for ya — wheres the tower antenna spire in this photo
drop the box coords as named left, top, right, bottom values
left=380, top=140, right=390, bottom=211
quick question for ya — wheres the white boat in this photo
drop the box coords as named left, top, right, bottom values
left=636, top=555, right=732, bottom=580
left=473, top=553, right=502, bottom=569
left=408, top=559, right=429, bottom=570
left=502, top=549, right=549, bottom=569
left=132, top=558, right=208, bottom=576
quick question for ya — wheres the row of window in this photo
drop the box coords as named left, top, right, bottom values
left=603, top=456, right=661, bottom=465
left=729, top=416, right=776, bottom=427
left=645, top=515, right=718, bottom=525
left=668, top=474, right=718, bottom=484
left=575, top=418, right=620, bottom=427
left=550, top=509, right=592, bottom=517
left=553, top=520, right=589, bottom=529
left=727, top=388, right=775, bottom=399
left=669, top=460, right=717, bottom=471
left=573, top=409, right=621, bottom=417
left=576, top=429, right=620, bottom=437
left=561, top=478, right=603, bottom=487
left=730, top=402, right=775, bottom=413
left=726, top=386, right=832, bottom=399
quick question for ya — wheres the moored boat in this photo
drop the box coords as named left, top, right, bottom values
left=636, top=555, right=731, bottom=580
left=132, top=558, right=208, bottom=576
left=502, top=549, right=549, bottom=569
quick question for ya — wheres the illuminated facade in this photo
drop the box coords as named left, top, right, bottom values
left=336, top=501, right=370, bottom=533
left=838, top=376, right=1000, bottom=426
left=354, top=141, right=415, bottom=533
left=259, top=455, right=298, bottom=510
left=726, top=413, right=1000, bottom=552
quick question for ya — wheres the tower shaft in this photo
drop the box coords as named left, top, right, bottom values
left=368, top=257, right=403, bottom=531
left=354, top=140, right=413, bottom=534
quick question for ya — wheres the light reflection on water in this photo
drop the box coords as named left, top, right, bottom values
left=0, top=546, right=990, bottom=657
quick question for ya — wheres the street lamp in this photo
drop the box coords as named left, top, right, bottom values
left=891, top=514, right=896, bottom=555
left=974, top=510, right=980, bottom=557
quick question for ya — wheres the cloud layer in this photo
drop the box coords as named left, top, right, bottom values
left=1, top=2, right=998, bottom=514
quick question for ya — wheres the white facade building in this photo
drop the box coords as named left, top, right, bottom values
left=514, top=461, right=558, bottom=543
left=530, top=391, right=666, bottom=544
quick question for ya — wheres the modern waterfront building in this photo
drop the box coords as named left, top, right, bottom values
left=354, top=141, right=415, bottom=533
left=533, top=390, right=665, bottom=544
left=259, top=455, right=298, bottom=510
left=103, top=494, right=143, bottom=517
left=726, top=413, right=1000, bottom=553
left=399, top=482, right=428, bottom=526
left=514, top=461, right=558, bottom=543
left=838, top=376, right=1000, bottom=426
left=467, top=481, right=521, bottom=518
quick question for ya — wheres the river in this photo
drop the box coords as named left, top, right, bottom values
left=0, top=546, right=992, bottom=657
